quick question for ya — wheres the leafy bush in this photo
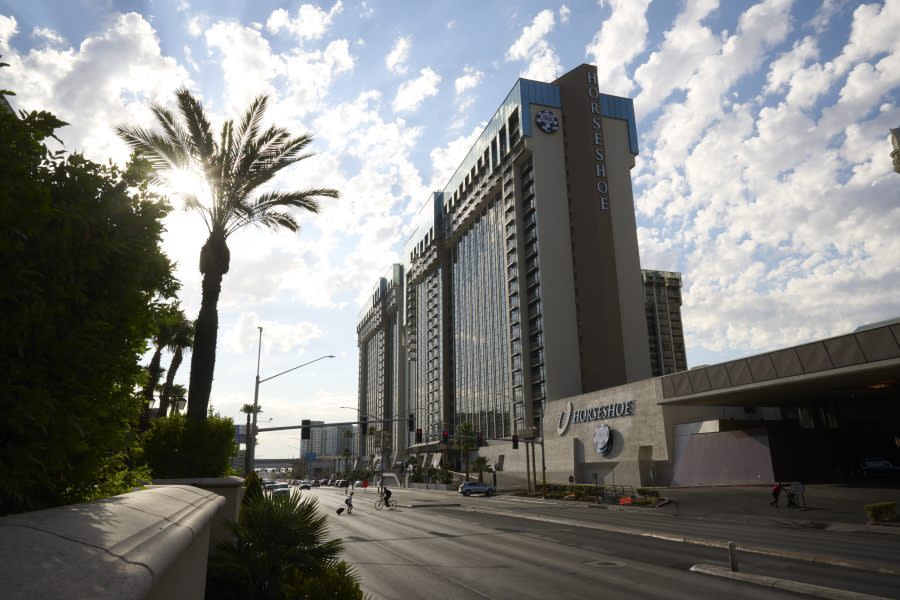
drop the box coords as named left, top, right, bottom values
left=633, top=497, right=658, bottom=506
left=243, top=470, right=264, bottom=507
left=637, top=488, right=659, bottom=497
left=142, top=412, right=236, bottom=478
left=864, top=502, right=898, bottom=523
left=1, top=90, right=176, bottom=514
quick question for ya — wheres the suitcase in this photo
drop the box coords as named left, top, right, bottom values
left=336, top=507, right=345, bottom=515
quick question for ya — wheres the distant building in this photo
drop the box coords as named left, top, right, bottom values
left=299, top=420, right=325, bottom=457
left=356, top=265, right=406, bottom=466
left=891, top=128, right=900, bottom=174
left=642, top=270, right=687, bottom=376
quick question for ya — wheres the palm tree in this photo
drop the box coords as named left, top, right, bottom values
left=472, top=456, right=491, bottom=483
left=206, top=493, right=349, bottom=599
left=454, top=421, right=476, bottom=481
left=166, top=384, right=188, bottom=415
left=157, top=310, right=194, bottom=417
left=140, top=302, right=182, bottom=427
left=116, top=90, right=339, bottom=420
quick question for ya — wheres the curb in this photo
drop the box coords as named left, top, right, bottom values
left=405, top=502, right=462, bottom=508
left=463, top=506, right=900, bottom=577
left=690, top=564, right=893, bottom=600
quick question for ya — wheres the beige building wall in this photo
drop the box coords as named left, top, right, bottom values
left=525, top=103, right=582, bottom=403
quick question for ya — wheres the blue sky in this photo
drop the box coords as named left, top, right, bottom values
left=2, top=0, right=898, bottom=458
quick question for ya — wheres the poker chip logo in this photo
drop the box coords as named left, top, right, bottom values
left=535, top=110, right=559, bottom=134
left=594, top=423, right=612, bottom=456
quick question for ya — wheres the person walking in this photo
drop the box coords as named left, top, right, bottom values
left=363, top=479, right=369, bottom=492
left=770, top=481, right=783, bottom=508
left=345, top=492, right=354, bottom=515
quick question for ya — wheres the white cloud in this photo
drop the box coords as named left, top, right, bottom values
left=763, top=35, right=818, bottom=96
left=585, top=0, right=652, bottom=96
left=505, top=9, right=562, bottom=81
left=205, top=20, right=284, bottom=113
left=186, top=15, right=205, bottom=37
left=559, top=5, right=571, bottom=24
left=223, top=312, right=324, bottom=354
left=454, top=65, right=483, bottom=95
left=266, top=1, right=343, bottom=41
left=385, top=36, right=410, bottom=74
left=32, top=26, right=64, bottom=46
left=633, top=0, right=718, bottom=117
left=279, top=38, right=355, bottom=116
left=1, top=12, right=191, bottom=165
left=183, top=45, right=199, bottom=71
left=447, top=20, right=456, bottom=30
left=1, top=14, right=18, bottom=51
left=392, top=67, right=441, bottom=112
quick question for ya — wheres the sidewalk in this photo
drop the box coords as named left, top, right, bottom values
left=654, top=483, right=900, bottom=528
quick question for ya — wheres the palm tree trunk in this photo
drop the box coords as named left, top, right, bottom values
left=140, top=346, right=163, bottom=430
left=158, top=346, right=183, bottom=417
left=187, top=233, right=229, bottom=420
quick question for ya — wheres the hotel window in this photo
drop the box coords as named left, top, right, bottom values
left=499, top=126, right=507, bottom=156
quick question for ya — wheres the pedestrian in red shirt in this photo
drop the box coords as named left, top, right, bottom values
left=363, top=479, right=369, bottom=492
left=770, top=482, right=782, bottom=508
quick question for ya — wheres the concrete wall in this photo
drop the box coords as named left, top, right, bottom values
left=0, top=485, right=224, bottom=600
left=152, top=476, right=243, bottom=550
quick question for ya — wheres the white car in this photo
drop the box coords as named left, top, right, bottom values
left=299, top=480, right=312, bottom=490
left=271, top=483, right=291, bottom=497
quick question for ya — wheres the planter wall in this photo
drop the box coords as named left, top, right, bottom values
left=0, top=485, right=223, bottom=600
left=152, top=475, right=244, bottom=548
left=406, top=482, right=456, bottom=491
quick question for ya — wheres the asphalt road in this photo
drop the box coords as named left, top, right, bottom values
left=299, top=487, right=900, bottom=599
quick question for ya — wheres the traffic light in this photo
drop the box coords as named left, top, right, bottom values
left=408, top=413, right=415, bottom=432
left=512, top=434, right=519, bottom=449
left=361, top=415, right=368, bottom=435
left=442, top=430, right=449, bottom=444
left=301, top=419, right=311, bottom=440
left=415, top=428, right=423, bottom=443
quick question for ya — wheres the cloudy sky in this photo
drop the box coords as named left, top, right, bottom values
left=2, top=0, right=898, bottom=458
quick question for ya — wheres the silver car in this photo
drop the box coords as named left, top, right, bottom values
left=459, top=481, right=495, bottom=496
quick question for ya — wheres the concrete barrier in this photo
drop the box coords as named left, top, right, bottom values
left=152, top=476, right=243, bottom=548
left=0, top=485, right=224, bottom=600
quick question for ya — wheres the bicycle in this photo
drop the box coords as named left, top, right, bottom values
left=374, top=497, right=398, bottom=510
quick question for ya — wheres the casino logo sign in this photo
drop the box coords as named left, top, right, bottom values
left=594, top=423, right=612, bottom=456
left=535, top=109, right=559, bottom=134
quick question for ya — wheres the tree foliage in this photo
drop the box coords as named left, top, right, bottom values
left=0, top=95, right=177, bottom=514
left=141, top=411, right=236, bottom=478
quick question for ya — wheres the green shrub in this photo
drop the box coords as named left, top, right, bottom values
left=633, top=496, right=658, bottom=506
left=637, top=488, right=659, bottom=497
left=142, top=412, right=236, bottom=478
left=206, top=492, right=362, bottom=599
left=243, top=470, right=263, bottom=507
left=864, top=502, right=898, bottom=523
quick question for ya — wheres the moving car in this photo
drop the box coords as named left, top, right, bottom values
left=862, top=458, right=900, bottom=479
left=271, top=483, right=291, bottom=497
left=459, top=481, right=495, bottom=496
left=299, top=480, right=312, bottom=490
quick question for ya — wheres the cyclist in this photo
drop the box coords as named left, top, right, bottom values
left=382, top=487, right=392, bottom=507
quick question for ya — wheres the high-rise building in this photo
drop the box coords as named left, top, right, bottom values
left=299, top=420, right=325, bottom=457
left=642, top=270, right=687, bottom=376
left=360, top=63, right=651, bottom=453
left=891, top=128, right=900, bottom=174
left=356, top=265, right=406, bottom=466
left=319, top=423, right=354, bottom=457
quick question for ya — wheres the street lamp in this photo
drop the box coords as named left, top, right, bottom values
left=244, top=326, right=334, bottom=475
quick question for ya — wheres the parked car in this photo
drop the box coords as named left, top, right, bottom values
left=271, top=483, right=291, bottom=497
left=337, top=479, right=350, bottom=488
left=862, top=458, right=900, bottom=479
left=312, top=479, right=322, bottom=487
left=263, top=482, right=277, bottom=491
left=459, top=481, right=495, bottom=496
left=299, top=480, right=312, bottom=490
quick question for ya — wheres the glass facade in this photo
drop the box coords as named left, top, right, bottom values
left=413, top=269, right=443, bottom=440
left=450, top=193, right=513, bottom=439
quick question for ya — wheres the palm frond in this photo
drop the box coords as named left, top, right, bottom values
left=175, top=88, right=215, bottom=160
left=148, top=102, right=193, bottom=154
left=233, top=95, right=269, bottom=169
left=114, top=123, right=190, bottom=173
